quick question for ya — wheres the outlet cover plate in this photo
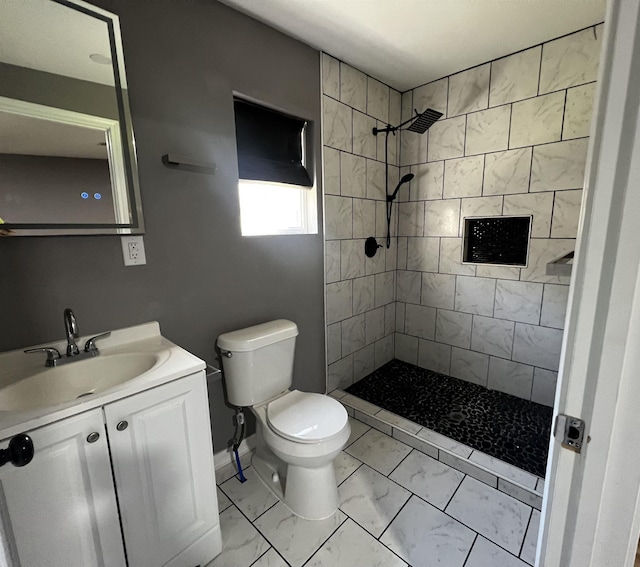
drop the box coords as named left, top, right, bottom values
left=121, top=235, right=147, bottom=266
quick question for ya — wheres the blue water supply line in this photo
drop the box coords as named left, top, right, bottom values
left=232, top=408, right=247, bottom=483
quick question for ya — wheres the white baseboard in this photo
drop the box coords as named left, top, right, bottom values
left=213, top=434, right=256, bottom=472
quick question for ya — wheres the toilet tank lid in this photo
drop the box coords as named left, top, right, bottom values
left=217, top=319, right=298, bottom=352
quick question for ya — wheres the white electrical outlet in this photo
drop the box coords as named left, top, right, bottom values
left=121, top=235, right=147, bottom=266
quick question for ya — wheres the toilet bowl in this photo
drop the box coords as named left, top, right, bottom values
left=251, top=390, right=350, bottom=520
left=217, top=320, right=350, bottom=520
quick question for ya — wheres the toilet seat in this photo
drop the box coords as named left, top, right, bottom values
left=266, top=390, right=348, bottom=443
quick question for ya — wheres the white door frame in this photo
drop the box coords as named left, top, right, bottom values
left=539, top=0, right=640, bottom=565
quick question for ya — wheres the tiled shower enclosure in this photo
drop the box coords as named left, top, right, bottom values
left=323, top=24, right=602, bottom=407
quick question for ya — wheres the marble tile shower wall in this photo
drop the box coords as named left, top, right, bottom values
left=322, top=54, right=402, bottom=392
left=394, top=25, right=603, bottom=406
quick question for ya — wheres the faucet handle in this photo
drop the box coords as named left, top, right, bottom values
left=24, top=347, right=61, bottom=367
left=84, top=332, right=111, bottom=353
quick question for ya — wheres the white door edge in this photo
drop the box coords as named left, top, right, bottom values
left=539, top=0, right=640, bottom=565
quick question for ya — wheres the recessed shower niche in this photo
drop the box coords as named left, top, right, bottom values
left=462, top=216, right=532, bottom=267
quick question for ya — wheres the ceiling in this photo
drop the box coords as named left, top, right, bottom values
left=219, top=0, right=607, bottom=92
left=0, top=112, right=108, bottom=159
left=0, top=0, right=115, bottom=86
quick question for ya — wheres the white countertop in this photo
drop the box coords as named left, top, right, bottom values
left=0, top=322, right=210, bottom=440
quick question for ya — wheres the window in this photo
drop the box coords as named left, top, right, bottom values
left=234, top=98, right=317, bottom=236
left=238, top=180, right=314, bottom=236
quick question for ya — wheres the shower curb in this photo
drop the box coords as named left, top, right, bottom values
left=331, top=389, right=544, bottom=511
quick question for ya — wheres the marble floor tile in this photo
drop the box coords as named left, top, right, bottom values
left=416, top=427, right=473, bottom=458
left=251, top=548, right=289, bottom=567
left=498, top=479, right=543, bottom=510
left=375, top=409, right=422, bottom=434
left=353, top=409, right=392, bottom=435
left=215, top=454, right=252, bottom=484
left=341, top=393, right=379, bottom=415
left=334, top=451, right=362, bottom=485
left=346, top=417, right=370, bottom=447
left=306, top=519, right=407, bottom=567
left=220, top=468, right=278, bottom=521
left=338, top=465, right=411, bottom=537
left=439, top=451, right=498, bottom=487
left=345, top=428, right=412, bottom=475
left=520, top=509, right=540, bottom=565
left=209, top=505, right=270, bottom=567
left=216, top=487, right=232, bottom=513
left=254, top=502, right=346, bottom=567
left=469, top=451, right=538, bottom=489
left=392, top=428, right=439, bottom=459
left=446, top=476, right=531, bottom=555
left=389, top=449, right=464, bottom=510
left=380, top=495, right=475, bottom=567
left=328, top=389, right=347, bottom=399
left=466, top=536, right=529, bottom=567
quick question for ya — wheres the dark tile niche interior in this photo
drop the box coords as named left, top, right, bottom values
left=463, top=216, right=531, bottom=265
left=346, top=359, right=553, bottom=478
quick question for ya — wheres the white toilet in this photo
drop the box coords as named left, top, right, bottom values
left=217, top=319, right=350, bottom=520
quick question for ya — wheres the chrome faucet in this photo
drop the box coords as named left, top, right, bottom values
left=64, top=308, right=80, bottom=356
left=24, top=308, right=111, bottom=367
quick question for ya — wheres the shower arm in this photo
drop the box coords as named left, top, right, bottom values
left=372, top=110, right=423, bottom=136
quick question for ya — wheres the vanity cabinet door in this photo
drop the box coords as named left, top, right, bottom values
left=104, top=372, right=221, bottom=567
left=0, top=409, right=126, bottom=567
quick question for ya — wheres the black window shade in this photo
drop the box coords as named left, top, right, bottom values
left=463, top=216, right=531, bottom=266
left=234, top=99, right=312, bottom=187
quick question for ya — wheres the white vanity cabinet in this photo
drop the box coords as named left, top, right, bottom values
left=105, top=372, right=221, bottom=567
left=0, top=371, right=221, bottom=567
left=0, top=409, right=127, bottom=566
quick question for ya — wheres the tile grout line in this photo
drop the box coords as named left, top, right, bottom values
left=375, top=492, right=414, bottom=543
left=518, top=505, right=536, bottom=561
left=462, top=533, right=479, bottom=567
left=334, top=504, right=412, bottom=566
left=352, top=453, right=531, bottom=565
left=385, top=447, right=415, bottom=478
left=297, top=515, right=349, bottom=567
left=247, top=546, right=287, bottom=567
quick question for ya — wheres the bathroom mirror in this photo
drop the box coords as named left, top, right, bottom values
left=0, top=0, right=144, bottom=236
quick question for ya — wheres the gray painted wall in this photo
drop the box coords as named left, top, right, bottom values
left=0, top=154, right=114, bottom=224
left=0, top=62, right=119, bottom=119
left=0, top=0, right=325, bottom=452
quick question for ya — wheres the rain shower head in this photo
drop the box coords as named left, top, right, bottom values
left=372, top=107, right=443, bottom=137
left=406, top=108, right=443, bottom=134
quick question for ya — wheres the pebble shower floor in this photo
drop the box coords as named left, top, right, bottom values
left=346, top=359, right=553, bottom=478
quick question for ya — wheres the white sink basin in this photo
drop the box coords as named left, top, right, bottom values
left=0, top=353, right=159, bottom=411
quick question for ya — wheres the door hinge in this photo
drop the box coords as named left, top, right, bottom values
left=555, top=414, right=586, bottom=453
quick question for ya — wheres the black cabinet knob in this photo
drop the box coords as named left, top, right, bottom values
left=0, top=434, right=34, bottom=468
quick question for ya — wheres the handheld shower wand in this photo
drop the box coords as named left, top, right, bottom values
left=386, top=173, right=414, bottom=248
left=389, top=173, right=415, bottom=202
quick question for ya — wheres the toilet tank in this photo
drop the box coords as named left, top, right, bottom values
left=217, top=319, right=298, bottom=407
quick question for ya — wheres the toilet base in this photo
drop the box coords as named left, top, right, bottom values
left=251, top=436, right=340, bottom=521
